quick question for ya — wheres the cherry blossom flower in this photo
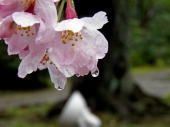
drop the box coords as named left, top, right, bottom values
left=0, top=0, right=108, bottom=90
left=0, top=0, right=66, bottom=89
left=13, top=0, right=66, bottom=90
left=17, top=39, right=67, bottom=90
left=3, top=11, right=45, bottom=55
left=51, top=11, right=108, bottom=78
left=0, top=0, right=35, bottom=20
left=0, top=0, right=57, bottom=55
left=0, top=0, right=59, bottom=20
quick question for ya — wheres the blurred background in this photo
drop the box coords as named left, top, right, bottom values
left=1, top=0, right=170, bottom=127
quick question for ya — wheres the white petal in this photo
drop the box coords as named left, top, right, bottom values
left=59, top=65, right=76, bottom=77
left=81, top=11, right=108, bottom=30
left=12, top=12, right=40, bottom=27
left=81, top=28, right=108, bottom=54
left=94, top=30, right=108, bottom=54
left=54, top=18, right=84, bottom=32
left=53, top=0, right=60, bottom=2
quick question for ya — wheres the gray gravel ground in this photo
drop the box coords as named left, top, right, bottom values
left=0, top=85, right=70, bottom=111
left=1, top=69, right=170, bottom=111
left=133, top=69, right=170, bottom=98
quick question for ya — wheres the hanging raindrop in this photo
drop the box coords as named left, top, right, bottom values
left=55, top=79, right=65, bottom=91
left=57, top=86, right=63, bottom=91
left=91, top=68, right=99, bottom=77
left=25, top=63, right=34, bottom=74
left=76, top=74, right=80, bottom=77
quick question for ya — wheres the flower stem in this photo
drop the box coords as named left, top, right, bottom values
left=70, top=0, right=75, bottom=9
left=58, top=0, right=66, bottom=22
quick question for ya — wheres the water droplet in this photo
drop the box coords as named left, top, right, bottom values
left=57, top=86, right=63, bottom=91
left=25, top=63, right=34, bottom=74
left=91, top=68, right=99, bottom=77
left=54, top=77, right=65, bottom=91
left=76, top=74, right=80, bottom=77
left=55, top=80, right=64, bottom=91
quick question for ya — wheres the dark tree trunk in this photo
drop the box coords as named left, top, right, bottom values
left=137, top=0, right=155, bottom=28
left=70, top=0, right=170, bottom=116
left=71, top=0, right=132, bottom=112
left=47, top=0, right=170, bottom=118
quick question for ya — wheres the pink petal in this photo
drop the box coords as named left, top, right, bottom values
left=47, top=62, right=67, bottom=90
left=74, top=51, right=91, bottom=67
left=35, top=0, right=57, bottom=28
left=0, top=1, right=24, bottom=20
left=0, top=0, right=18, bottom=5
left=19, top=46, right=30, bottom=59
left=18, top=49, right=45, bottom=78
left=76, top=66, right=89, bottom=76
left=0, top=15, right=15, bottom=38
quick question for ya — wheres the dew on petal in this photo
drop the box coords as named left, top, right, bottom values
left=55, top=79, right=65, bottom=91
left=76, top=74, right=80, bottom=77
left=25, top=63, right=34, bottom=74
left=91, top=68, right=99, bottom=77
left=57, top=86, right=63, bottom=91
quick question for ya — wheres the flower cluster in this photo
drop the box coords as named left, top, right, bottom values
left=0, top=0, right=108, bottom=90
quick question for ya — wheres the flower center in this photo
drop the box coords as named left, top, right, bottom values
left=19, top=0, right=35, bottom=9
left=9, top=22, right=15, bottom=29
left=61, top=30, right=83, bottom=46
left=14, top=26, right=35, bottom=37
left=40, top=50, right=53, bottom=65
